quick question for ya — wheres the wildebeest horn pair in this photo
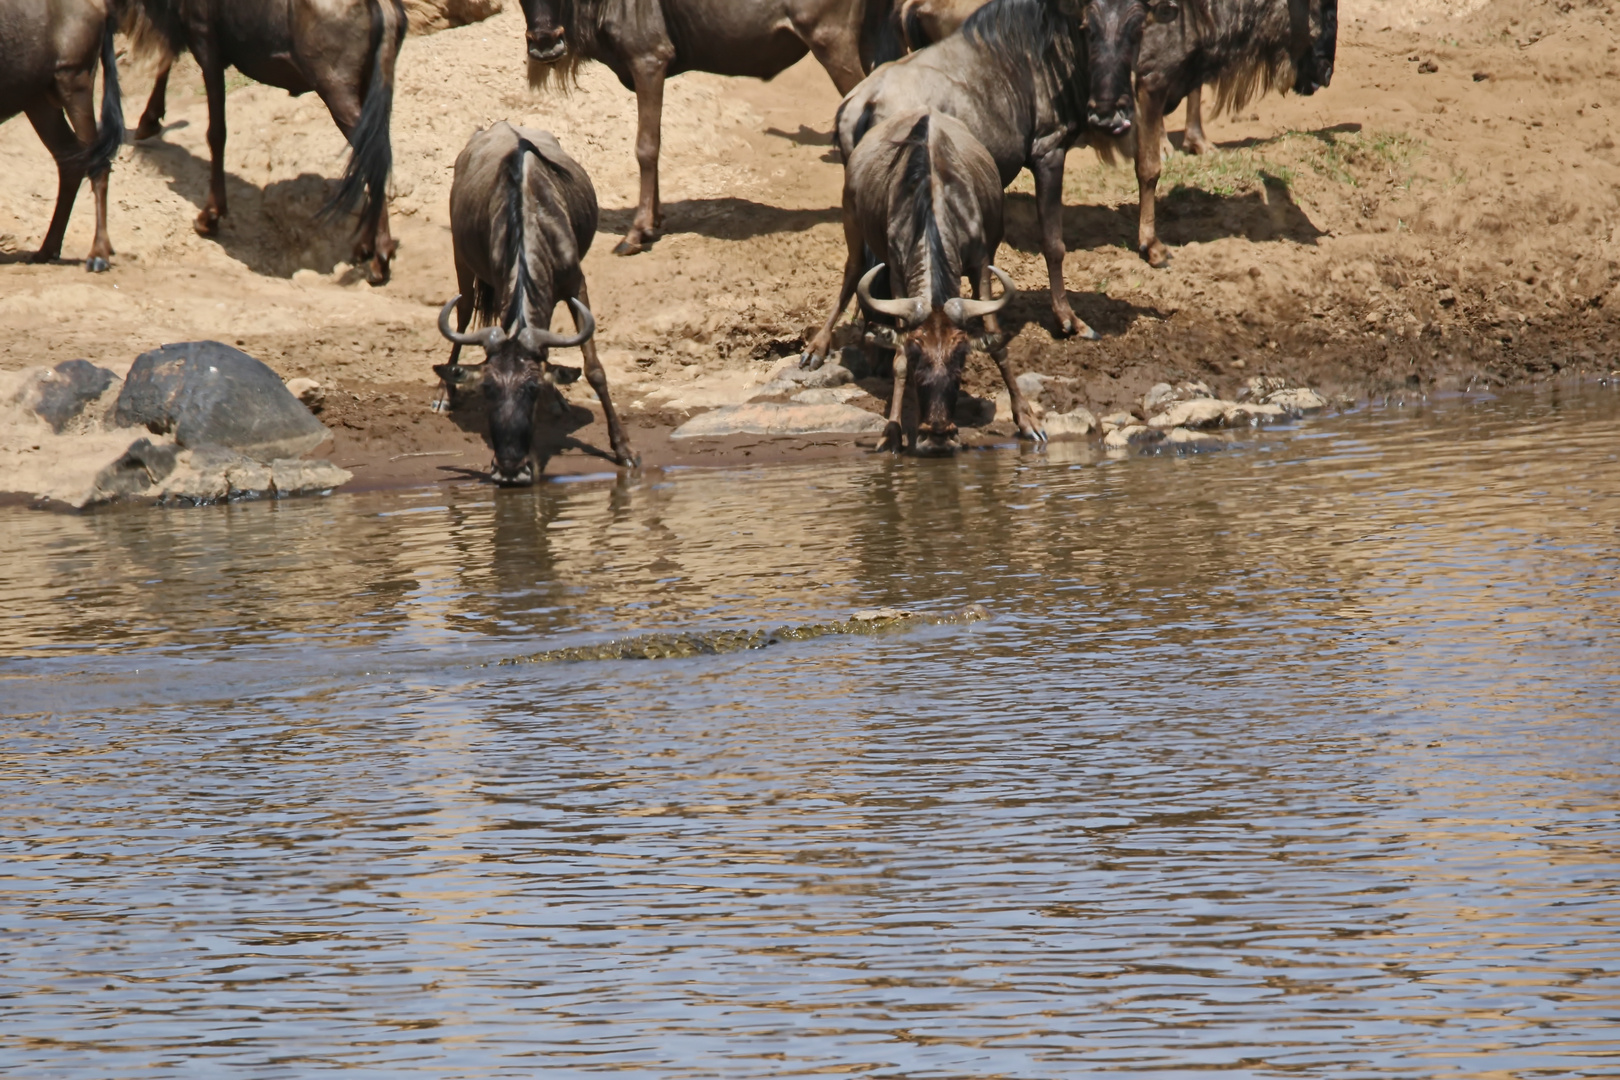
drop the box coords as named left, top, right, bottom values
left=854, top=264, right=1014, bottom=328
left=436, top=295, right=597, bottom=350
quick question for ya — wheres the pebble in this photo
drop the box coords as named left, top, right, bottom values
left=284, top=377, right=325, bottom=413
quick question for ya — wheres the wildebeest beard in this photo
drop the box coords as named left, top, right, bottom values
left=522, top=0, right=607, bottom=90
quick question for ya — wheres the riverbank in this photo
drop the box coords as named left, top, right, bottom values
left=4, top=0, right=1617, bottom=494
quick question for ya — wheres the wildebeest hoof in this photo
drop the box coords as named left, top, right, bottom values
left=1141, top=242, right=1170, bottom=269
left=799, top=349, right=825, bottom=371
left=615, top=446, right=642, bottom=469
left=134, top=117, right=165, bottom=141
left=28, top=249, right=58, bottom=265
left=85, top=256, right=110, bottom=273
left=877, top=420, right=904, bottom=453
left=613, top=237, right=646, bottom=256
left=194, top=210, right=221, bottom=237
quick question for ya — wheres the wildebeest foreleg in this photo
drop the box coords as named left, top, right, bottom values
left=135, top=60, right=172, bottom=141
left=1135, top=85, right=1170, bottom=268
left=799, top=19, right=866, bottom=96
left=194, top=42, right=229, bottom=237
left=978, top=267, right=1044, bottom=442
left=572, top=280, right=638, bottom=467
left=1030, top=151, right=1096, bottom=339
left=879, top=348, right=908, bottom=453
left=616, top=57, right=670, bottom=255
left=802, top=204, right=863, bottom=368
left=1182, top=86, right=1212, bottom=156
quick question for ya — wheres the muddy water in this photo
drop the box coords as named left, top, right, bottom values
left=3, top=387, right=1619, bottom=1078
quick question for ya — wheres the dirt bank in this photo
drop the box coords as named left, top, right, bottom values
left=3, top=0, right=1617, bottom=487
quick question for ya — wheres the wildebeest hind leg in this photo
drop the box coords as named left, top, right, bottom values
left=617, top=57, right=670, bottom=255
left=23, top=105, right=87, bottom=265
left=1135, top=86, right=1170, bottom=269
left=1031, top=152, right=1096, bottom=339
left=56, top=73, right=115, bottom=271
left=135, top=62, right=172, bottom=141
left=194, top=42, right=229, bottom=236
left=573, top=280, right=638, bottom=467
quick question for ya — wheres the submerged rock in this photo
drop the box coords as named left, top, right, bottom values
left=114, top=341, right=330, bottom=461
left=25, top=359, right=118, bottom=433
left=1166, top=427, right=1226, bottom=449
left=671, top=402, right=887, bottom=439
left=1104, top=424, right=1164, bottom=449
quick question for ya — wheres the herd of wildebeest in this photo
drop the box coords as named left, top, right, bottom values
left=3, top=0, right=1335, bottom=479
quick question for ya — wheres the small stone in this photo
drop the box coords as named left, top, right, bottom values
left=1100, top=411, right=1136, bottom=431
left=1103, top=424, right=1163, bottom=449
left=89, top=437, right=180, bottom=502
left=1265, top=387, right=1328, bottom=414
left=803, top=363, right=855, bottom=389
left=1148, top=398, right=1230, bottom=429
left=284, top=377, right=325, bottom=413
left=1245, top=376, right=1290, bottom=399
left=1143, top=382, right=1176, bottom=410
left=671, top=402, right=888, bottom=439
left=1166, top=426, right=1225, bottom=449
left=1224, top=401, right=1287, bottom=425
left=1044, top=407, right=1098, bottom=437
left=1178, top=380, right=1215, bottom=399
left=852, top=607, right=913, bottom=622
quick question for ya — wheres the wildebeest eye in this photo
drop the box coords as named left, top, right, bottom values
left=1147, top=0, right=1181, bottom=24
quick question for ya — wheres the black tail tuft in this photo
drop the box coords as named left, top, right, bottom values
left=864, top=0, right=906, bottom=68
left=320, top=0, right=401, bottom=232
left=84, top=16, right=125, bottom=177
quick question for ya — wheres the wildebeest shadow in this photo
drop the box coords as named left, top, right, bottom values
left=132, top=137, right=366, bottom=278
left=1216, top=121, right=1363, bottom=151
left=598, top=197, right=840, bottom=245
left=1002, top=170, right=1324, bottom=257
left=765, top=124, right=832, bottom=146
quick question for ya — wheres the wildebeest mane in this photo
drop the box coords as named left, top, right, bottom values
left=119, top=0, right=184, bottom=64
left=893, top=115, right=955, bottom=309
left=526, top=0, right=611, bottom=91
left=961, top=0, right=1086, bottom=129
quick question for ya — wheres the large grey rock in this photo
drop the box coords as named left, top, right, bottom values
left=114, top=341, right=329, bottom=461
left=28, top=359, right=117, bottom=432
left=671, top=402, right=888, bottom=439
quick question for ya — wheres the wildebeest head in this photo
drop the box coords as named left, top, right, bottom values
left=518, top=0, right=569, bottom=61
left=436, top=295, right=595, bottom=485
left=1292, top=0, right=1338, bottom=96
left=858, top=264, right=1013, bottom=454
left=1082, top=0, right=1184, bottom=136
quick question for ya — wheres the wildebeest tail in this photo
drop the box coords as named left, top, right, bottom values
left=322, top=0, right=404, bottom=230
left=863, top=0, right=906, bottom=69
left=85, top=14, right=126, bottom=178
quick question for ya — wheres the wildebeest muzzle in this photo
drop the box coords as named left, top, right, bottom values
left=528, top=28, right=566, bottom=62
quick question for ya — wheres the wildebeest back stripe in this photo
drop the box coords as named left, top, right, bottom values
left=500, top=136, right=576, bottom=332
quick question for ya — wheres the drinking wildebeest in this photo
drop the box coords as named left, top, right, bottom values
left=804, top=111, right=1032, bottom=452
left=836, top=0, right=1188, bottom=338
left=436, top=122, right=635, bottom=484
left=120, top=0, right=406, bottom=284
left=1130, top=0, right=1337, bottom=266
left=1, top=0, right=124, bottom=271
left=518, top=0, right=901, bottom=256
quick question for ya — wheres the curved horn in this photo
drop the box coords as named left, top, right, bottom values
left=855, top=264, right=927, bottom=327
left=438, top=295, right=507, bottom=348
left=519, top=298, right=596, bottom=351
left=943, top=266, right=1016, bottom=326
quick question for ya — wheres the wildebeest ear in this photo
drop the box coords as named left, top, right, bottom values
left=1147, top=0, right=1181, bottom=24
left=547, top=363, right=582, bottom=384
left=433, top=363, right=479, bottom=386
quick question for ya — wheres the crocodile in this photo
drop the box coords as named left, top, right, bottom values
left=495, top=604, right=991, bottom=664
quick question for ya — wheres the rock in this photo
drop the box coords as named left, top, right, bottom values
left=790, top=386, right=866, bottom=406
left=26, top=359, right=117, bottom=433
left=114, top=341, right=330, bottom=461
left=1244, top=375, right=1290, bottom=399
left=401, top=0, right=502, bottom=34
left=671, top=402, right=888, bottom=439
left=89, top=437, right=180, bottom=502
left=1166, top=427, right=1225, bottom=449
left=1265, top=387, right=1328, bottom=414
left=804, top=363, right=855, bottom=389
left=1143, top=382, right=1177, bottom=411
left=272, top=458, right=351, bottom=496
left=955, top=393, right=996, bottom=427
left=1224, top=401, right=1286, bottom=425
left=284, top=377, right=326, bottom=413
left=1148, top=398, right=1231, bottom=429
left=1099, top=411, right=1137, bottom=431
left=152, top=449, right=351, bottom=504
left=1044, top=407, right=1098, bottom=438
left=1103, top=424, right=1164, bottom=449
left=852, top=607, right=912, bottom=622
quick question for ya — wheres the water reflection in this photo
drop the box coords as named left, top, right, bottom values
left=2, top=387, right=1618, bottom=1077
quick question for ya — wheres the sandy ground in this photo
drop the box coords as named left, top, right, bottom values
left=3, top=0, right=1617, bottom=487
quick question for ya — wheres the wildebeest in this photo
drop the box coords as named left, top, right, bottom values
left=1, top=0, right=124, bottom=271
left=806, top=111, right=1031, bottom=453
left=518, top=0, right=901, bottom=256
left=836, top=0, right=1186, bottom=338
left=895, top=0, right=980, bottom=49
left=120, top=0, right=406, bottom=284
left=1131, top=0, right=1337, bottom=266
left=436, top=122, right=634, bottom=485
